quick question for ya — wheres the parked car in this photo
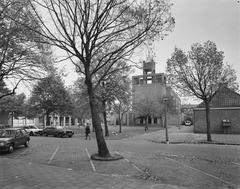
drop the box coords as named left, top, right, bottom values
left=184, top=120, right=192, bottom=126
left=42, top=126, right=74, bottom=137
left=23, top=125, right=43, bottom=136
left=0, top=128, right=30, bottom=153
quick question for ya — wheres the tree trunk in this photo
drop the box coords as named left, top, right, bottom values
left=46, top=112, right=50, bottom=126
left=102, top=100, right=109, bottom=137
left=119, top=111, right=122, bottom=133
left=86, top=78, right=110, bottom=157
left=11, top=112, right=14, bottom=127
left=145, top=116, right=148, bottom=132
left=204, top=101, right=212, bottom=142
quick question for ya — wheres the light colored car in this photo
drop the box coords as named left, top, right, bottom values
left=23, top=125, right=43, bottom=136
left=184, top=120, right=192, bottom=126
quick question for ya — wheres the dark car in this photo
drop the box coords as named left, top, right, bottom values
left=0, top=128, right=30, bottom=153
left=42, top=126, right=74, bottom=137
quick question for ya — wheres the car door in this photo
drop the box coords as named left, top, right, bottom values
left=47, top=127, right=55, bottom=135
left=52, top=127, right=58, bottom=135
left=15, top=130, right=25, bottom=147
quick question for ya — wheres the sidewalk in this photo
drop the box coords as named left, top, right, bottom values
left=0, top=158, right=187, bottom=189
left=141, top=126, right=240, bottom=145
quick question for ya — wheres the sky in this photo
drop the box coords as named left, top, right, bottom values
left=16, top=0, right=240, bottom=101
left=62, top=0, right=239, bottom=83
left=134, top=0, right=240, bottom=74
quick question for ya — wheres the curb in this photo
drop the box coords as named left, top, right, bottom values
left=150, top=139, right=240, bottom=146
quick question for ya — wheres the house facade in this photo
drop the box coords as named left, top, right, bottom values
left=194, top=86, right=240, bottom=134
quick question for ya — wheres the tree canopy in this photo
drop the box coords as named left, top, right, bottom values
left=0, top=0, right=51, bottom=99
left=29, top=74, right=73, bottom=125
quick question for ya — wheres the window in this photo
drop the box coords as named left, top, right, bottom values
left=15, top=130, right=22, bottom=137
left=21, top=129, right=27, bottom=135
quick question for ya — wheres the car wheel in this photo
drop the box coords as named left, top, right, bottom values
left=58, top=133, right=63, bottom=137
left=8, top=144, right=14, bottom=153
left=68, top=134, right=72, bottom=138
left=24, top=140, right=29, bottom=147
left=45, top=133, right=48, bottom=137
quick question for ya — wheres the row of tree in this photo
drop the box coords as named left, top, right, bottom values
left=0, top=70, right=133, bottom=134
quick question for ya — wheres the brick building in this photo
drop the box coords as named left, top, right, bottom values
left=194, top=85, right=240, bottom=134
left=132, top=60, right=181, bottom=126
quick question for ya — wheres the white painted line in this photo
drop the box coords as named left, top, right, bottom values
left=48, top=146, right=59, bottom=164
left=132, top=163, right=144, bottom=173
left=232, top=162, right=240, bottom=166
left=85, top=148, right=96, bottom=172
left=115, top=151, right=143, bottom=173
left=166, top=157, right=236, bottom=187
left=124, top=158, right=143, bottom=173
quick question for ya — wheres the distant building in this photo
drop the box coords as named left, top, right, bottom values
left=131, top=60, right=181, bottom=126
left=0, top=111, right=78, bottom=128
left=194, top=85, right=240, bottom=134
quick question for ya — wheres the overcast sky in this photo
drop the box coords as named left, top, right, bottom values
left=17, top=0, right=240, bottom=99
left=137, top=0, right=239, bottom=77
left=62, top=0, right=239, bottom=83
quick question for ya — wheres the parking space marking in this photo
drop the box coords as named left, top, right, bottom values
left=166, top=157, right=237, bottom=187
left=115, top=151, right=143, bottom=173
left=48, top=146, right=60, bottom=164
left=232, top=162, right=240, bottom=166
left=85, top=148, right=96, bottom=172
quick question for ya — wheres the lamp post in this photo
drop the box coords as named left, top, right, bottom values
left=163, top=97, right=169, bottom=144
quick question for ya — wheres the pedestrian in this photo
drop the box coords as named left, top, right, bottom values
left=85, top=123, right=91, bottom=140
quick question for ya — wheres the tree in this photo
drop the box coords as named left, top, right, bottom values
left=25, top=0, right=174, bottom=158
left=133, top=97, right=162, bottom=131
left=70, top=78, right=92, bottom=125
left=0, top=0, right=49, bottom=99
left=219, top=64, right=239, bottom=92
left=29, top=74, right=73, bottom=126
left=96, top=71, right=131, bottom=136
left=111, top=76, right=131, bottom=133
left=0, top=91, right=26, bottom=126
left=166, top=41, right=238, bottom=141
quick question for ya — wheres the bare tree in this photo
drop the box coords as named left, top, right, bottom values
left=0, top=0, right=49, bottom=99
left=111, top=75, right=131, bottom=133
left=166, top=41, right=238, bottom=141
left=23, top=0, right=174, bottom=157
left=133, top=97, right=162, bottom=131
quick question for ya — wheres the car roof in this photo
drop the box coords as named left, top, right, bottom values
left=5, top=128, right=22, bottom=131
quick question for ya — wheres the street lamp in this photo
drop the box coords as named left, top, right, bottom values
left=163, top=97, right=169, bottom=144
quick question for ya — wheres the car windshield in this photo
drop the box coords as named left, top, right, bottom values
left=0, top=130, right=16, bottom=137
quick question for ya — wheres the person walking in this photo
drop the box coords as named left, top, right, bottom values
left=85, top=123, right=91, bottom=140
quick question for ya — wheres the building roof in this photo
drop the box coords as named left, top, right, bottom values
left=197, top=86, right=240, bottom=108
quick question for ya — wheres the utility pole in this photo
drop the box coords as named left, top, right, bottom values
left=163, top=98, right=169, bottom=144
